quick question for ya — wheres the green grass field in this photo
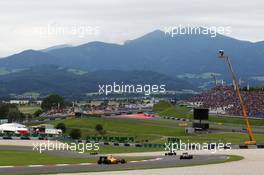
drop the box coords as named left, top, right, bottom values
left=158, top=104, right=264, bottom=126
left=158, top=105, right=192, bottom=118
left=49, top=116, right=264, bottom=146
left=19, top=106, right=41, bottom=114
left=30, top=101, right=263, bottom=149
left=52, top=117, right=186, bottom=144
left=153, top=101, right=173, bottom=111
left=209, top=115, right=264, bottom=126
left=0, top=150, right=151, bottom=166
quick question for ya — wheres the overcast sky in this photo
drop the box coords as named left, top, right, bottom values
left=0, top=0, right=263, bottom=57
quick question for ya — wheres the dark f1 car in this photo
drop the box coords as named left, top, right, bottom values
left=90, top=152, right=98, bottom=155
left=97, top=155, right=126, bottom=164
left=180, top=152, right=193, bottom=159
left=165, top=151, right=177, bottom=156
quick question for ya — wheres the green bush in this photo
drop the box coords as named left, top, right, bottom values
left=56, top=123, right=66, bottom=133
left=69, top=129, right=81, bottom=140
left=34, top=109, right=43, bottom=117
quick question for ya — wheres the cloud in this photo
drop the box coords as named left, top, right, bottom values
left=0, top=0, right=263, bottom=57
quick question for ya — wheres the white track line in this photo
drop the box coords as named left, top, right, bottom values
left=55, top=164, right=69, bottom=167
left=79, top=163, right=92, bottom=165
left=155, top=158, right=162, bottom=161
left=130, top=157, right=163, bottom=163
left=28, top=165, right=45, bottom=167
left=0, top=166, right=15, bottom=168
left=141, top=158, right=162, bottom=162
left=148, top=159, right=157, bottom=161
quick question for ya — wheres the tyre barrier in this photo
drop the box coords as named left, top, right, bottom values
left=239, top=145, right=248, bottom=149
left=135, top=144, right=143, bottom=147
left=3, top=136, right=12, bottom=140
left=86, top=136, right=135, bottom=143
left=257, top=144, right=264, bottom=148
left=0, top=137, right=51, bottom=140
left=113, top=143, right=119, bottom=146
left=0, top=133, right=56, bottom=140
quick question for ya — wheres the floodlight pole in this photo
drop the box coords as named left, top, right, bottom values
left=220, top=54, right=256, bottom=145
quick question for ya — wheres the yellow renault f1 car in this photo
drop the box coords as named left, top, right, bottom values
left=97, top=155, right=126, bottom=164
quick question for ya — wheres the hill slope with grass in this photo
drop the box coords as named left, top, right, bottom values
left=0, top=66, right=193, bottom=99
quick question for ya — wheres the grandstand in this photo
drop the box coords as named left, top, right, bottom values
left=185, top=85, right=264, bottom=118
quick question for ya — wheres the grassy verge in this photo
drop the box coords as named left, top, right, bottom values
left=225, top=155, right=243, bottom=162
left=177, top=132, right=264, bottom=144
left=209, top=115, right=264, bottom=126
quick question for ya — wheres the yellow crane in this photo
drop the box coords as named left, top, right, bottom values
left=218, top=50, right=256, bottom=145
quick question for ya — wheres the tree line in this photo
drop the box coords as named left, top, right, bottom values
left=0, top=103, right=25, bottom=122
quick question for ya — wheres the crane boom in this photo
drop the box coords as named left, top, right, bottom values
left=225, top=57, right=256, bottom=145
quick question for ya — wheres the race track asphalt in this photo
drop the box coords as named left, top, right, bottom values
left=0, top=154, right=227, bottom=174
left=56, top=149, right=264, bottom=175
left=0, top=142, right=229, bottom=174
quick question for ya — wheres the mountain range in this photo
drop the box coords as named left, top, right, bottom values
left=0, top=65, right=192, bottom=99
left=0, top=28, right=263, bottom=99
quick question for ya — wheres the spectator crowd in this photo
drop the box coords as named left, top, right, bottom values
left=186, top=85, right=264, bottom=118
